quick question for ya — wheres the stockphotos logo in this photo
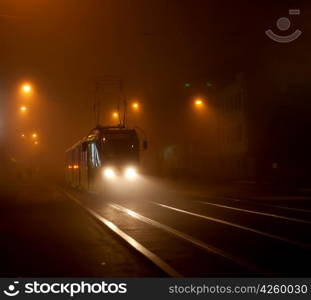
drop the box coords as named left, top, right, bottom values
left=3, top=281, right=20, bottom=297
left=3, top=281, right=127, bottom=297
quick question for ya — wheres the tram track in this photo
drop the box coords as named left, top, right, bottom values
left=153, top=202, right=311, bottom=249
left=197, top=200, right=311, bottom=225
left=109, top=203, right=263, bottom=273
left=213, top=196, right=311, bottom=215
left=62, top=189, right=182, bottom=277
left=61, top=187, right=311, bottom=277
left=62, top=189, right=264, bottom=276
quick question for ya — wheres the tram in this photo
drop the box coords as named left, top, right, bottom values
left=65, top=126, right=147, bottom=190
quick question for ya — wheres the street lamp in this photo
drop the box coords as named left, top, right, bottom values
left=21, top=83, right=32, bottom=94
left=32, top=133, right=38, bottom=139
left=131, top=102, right=140, bottom=111
left=193, top=98, right=207, bottom=111
left=112, top=111, right=119, bottom=119
left=20, top=105, right=28, bottom=112
left=194, top=98, right=204, bottom=106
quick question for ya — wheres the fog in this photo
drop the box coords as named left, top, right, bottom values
left=0, top=0, right=310, bottom=184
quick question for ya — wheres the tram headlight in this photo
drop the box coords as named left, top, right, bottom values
left=124, top=167, right=138, bottom=180
left=103, top=168, right=116, bottom=179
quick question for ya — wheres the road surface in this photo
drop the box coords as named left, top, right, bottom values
left=1, top=176, right=311, bottom=277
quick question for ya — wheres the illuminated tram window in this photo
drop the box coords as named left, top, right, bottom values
left=89, top=143, right=101, bottom=167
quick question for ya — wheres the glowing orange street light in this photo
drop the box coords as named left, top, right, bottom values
left=195, top=98, right=204, bottom=106
left=32, top=133, right=38, bottom=139
left=132, top=102, right=140, bottom=111
left=21, top=84, right=32, bottom=94
left=20, top=105, right=27, bottom=111
left=112, top=111, right=119, bottom=119
left=21, top=134, right=25, bottom=138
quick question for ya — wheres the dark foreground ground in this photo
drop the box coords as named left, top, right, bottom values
left=0, top=175, right=311, bottom=277
left=0, top=178, right=163, bottom=277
